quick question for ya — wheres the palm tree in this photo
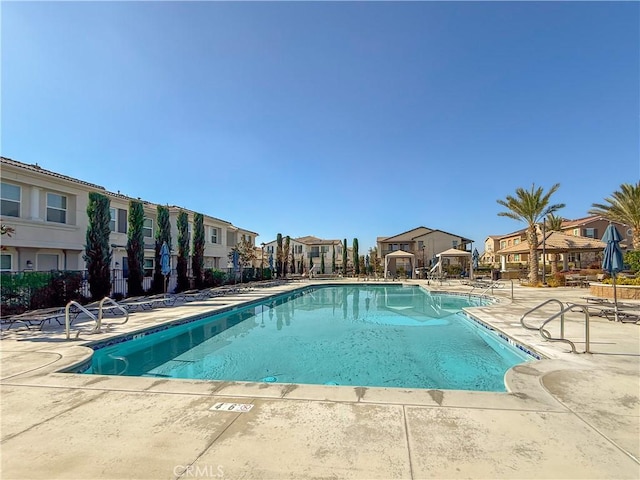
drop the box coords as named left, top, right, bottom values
left=497, top=183, right=565, bottom=284
left=589, top=182, right=640, bottom=250
left=545, top=213, right=564, bottom=275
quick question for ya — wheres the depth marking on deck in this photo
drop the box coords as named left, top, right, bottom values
left=210, top=402, right=254, bottom=412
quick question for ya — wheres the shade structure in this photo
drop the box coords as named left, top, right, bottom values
left=383, top=250, right=415, bottom=279
left=601, top=224, right=624, bottom=322
left=160, top=242, right=171, bottom=292
left=436, top=248, right=473, bottom=280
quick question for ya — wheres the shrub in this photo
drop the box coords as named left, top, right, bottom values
left=603, top=276, right=640, bottom=286
left=203, top=269, right=226, bottom=288
left=624, top=250, right=640, bottom=273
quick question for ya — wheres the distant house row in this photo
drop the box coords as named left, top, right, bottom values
left=0, top=157, right=257, bottom=275
left=16, top=154, right=615, bottom=279
left=260, top=228, right=475, bottom=277
left=483, top=216, right=632, bottom=271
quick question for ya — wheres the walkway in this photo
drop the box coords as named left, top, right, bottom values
left=1, top=280, right=638, bottom=479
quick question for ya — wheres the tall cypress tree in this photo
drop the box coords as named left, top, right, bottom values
left=153, top=205, right=171, bottom=293
left=290, top=248, right=296, bottom=274
left=126, top=200, right=145, bottom=297
left=332, top=245, right=336, bottom=274
left=283, top=236, right=290, bottom=277
left=276, top=233, right=283, bottom=278
left=342, top=238, right=348, bottom=276
left=84, top=192, right=112, bottom=301
left=176, top=210, right=190, bottom=292
left=192, top=212, right=205, bottom=289
left=321, top=252, right=325, bottom=274
left=353, top=238, right=360, bottom=276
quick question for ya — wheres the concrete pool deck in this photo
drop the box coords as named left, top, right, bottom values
left=1, top=280, right=638, bottom=479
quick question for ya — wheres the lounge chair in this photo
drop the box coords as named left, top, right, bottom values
left=119, top=294, right=175, bottom=311
left=172, top=289, right=209, bottom=302
left=2, top=307, right=77, bottom=330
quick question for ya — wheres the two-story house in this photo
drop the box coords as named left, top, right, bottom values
left=377, top=226, right=473, bottom=277
left=488, top=215, right=630, bottom=271
left=0, top=157, right=257, bottom=286
left=260, top=236, right=346, bottom=274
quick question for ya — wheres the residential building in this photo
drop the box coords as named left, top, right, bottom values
left=483, top=229, right=528, bottom=268
left=0, top=157, right=257, bottom=284
left=261, top=235, right=345, bottom=274
left=487, top=215, right=630, bottom=271
left=377, top=226, right=473, bottom=276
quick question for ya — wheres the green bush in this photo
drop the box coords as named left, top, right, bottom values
left=603, top=276, right=640, bottom=286
left=624, top=251, right=640, bottom=273
left=203, top=269, right=226, bottom=288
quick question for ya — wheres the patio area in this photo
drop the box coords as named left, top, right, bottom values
left=1, top=280, right=639, bottom=479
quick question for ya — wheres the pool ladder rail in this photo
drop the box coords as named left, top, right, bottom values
left=65, top=297, right=129, bottom=340
left=520, top=299, right=591, bottom=354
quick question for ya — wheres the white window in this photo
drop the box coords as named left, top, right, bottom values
left=573, top=228, right=580, bottom=236
left=143, top=218, right=153, bottom=238
left=514, top=254, right=520, bottom=262
left=584, top=228, right=596, bottom=238
left=0, top=253, right=12, bottom=271
left=109, top=208, right=116, bottom=232
left=500, top=241, right=506, bottom=249
left=514, top=238, right=520, bottom=245
left=418, top=240, right=424, bottom=250
left=46, top=193, right=67, bottom=224
left=143, top=258, right=154, bottom=277
left=1, top=182, right=20, bottom=217
left=452, top=240, right=458, bottom=248
left=210, top=227, right=219, bottom=244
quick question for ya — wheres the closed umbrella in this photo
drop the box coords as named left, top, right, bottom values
left=472, top=248, right=480, bottom=270
left=232, top=250, right=240, bottom=283
left=160, top=242, right=171, bottom=293
left=601, top=224, right=624, bottom=322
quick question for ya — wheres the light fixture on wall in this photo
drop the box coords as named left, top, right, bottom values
left=25, top=260, right=33, bottom=270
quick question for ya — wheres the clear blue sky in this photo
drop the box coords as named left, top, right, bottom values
left=2, top=1, right=638, bottom=253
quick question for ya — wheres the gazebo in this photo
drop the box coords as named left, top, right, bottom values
left=384, top=250, right=415, bottom=279
left=435, top=248, right=474, bottom=280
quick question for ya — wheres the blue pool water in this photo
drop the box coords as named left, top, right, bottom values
left=85, top=285, right=533, bottom=391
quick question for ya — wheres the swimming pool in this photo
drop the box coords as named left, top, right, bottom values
left=84, top=285, right=534, bottom=391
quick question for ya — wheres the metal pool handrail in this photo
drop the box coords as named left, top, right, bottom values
left=520, top=299, right=591, bottom=354
left=65, top=297, right=129, bottom=340
left=65, top=301, right=97, bottom=340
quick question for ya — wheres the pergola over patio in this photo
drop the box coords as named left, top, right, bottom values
left=497, top=231, right=607, bottom=271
